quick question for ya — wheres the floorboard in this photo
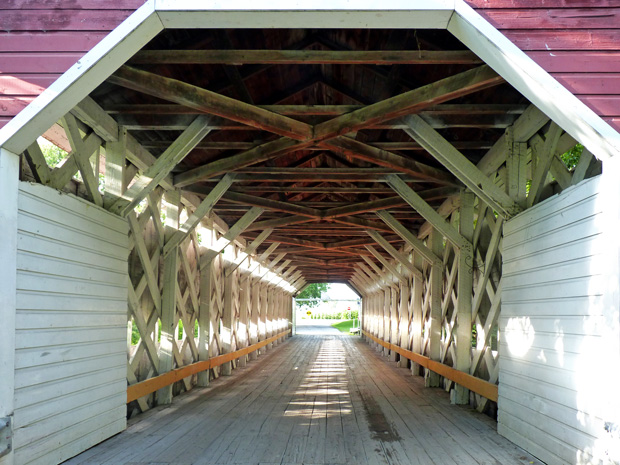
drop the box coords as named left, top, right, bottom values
left=64, top=325, right=545, bottom=465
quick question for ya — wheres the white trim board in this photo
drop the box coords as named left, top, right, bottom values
left=0, top=149, right=19, bottom=465
left=0, top=0, right=619, bottom=163
left=154, top=0, right=454, bottom=29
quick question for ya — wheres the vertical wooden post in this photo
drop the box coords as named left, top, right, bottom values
left=427, top=228, right=443, bottom=387
left=283, top=291, right=288, bottom=339
left=360, top=295, right=366, bottom=336
left=249, top=275, right=259, bottom=360
left=359, top=293, right=364, bottom=337
left=284, top=291, right=288, bottom=340
left=197, top=258, right=212, bottom=386
left=505, top=125, right=528, bottom=210
left=290, top=293, right=295, bottom=337
left=383, top=287, right=390, bottom=356
left=222, top=266, right=234, bottom=376
left=376, top=292, right=381, bottom=346
left=103, top=127, right=125, bottom=208
left=270, top=286, right=276, bottom=346
left=366, top=292, right=371, bottom=342
left=284, top=292, right=288, bottom=336
left=259, top=281, right=267, bottom=353
left=454, top=191, right=474, bottom=404
left=364, top=293, right=370, bottom=342
left=159, top=190, right=180, bottom=404
left=279, top=291, right=284, bottom=339
left=397, top=278, right=410, bottom=368
left=411, top=253, right=424, bottom=376
left=367, top=293, right=373, bottom=344
left=272, top=290, right=279, bottom=346
left=372, top=292, right=379, bottom=348
left=289, top=294, right=294, bottom=336
left=269, top=287, right=276, bottom=347
left=390, top=285, right=399, bottom=361
left=238, top=270, right=249, bottom=368
left=0, top=148, right=19, bottom=465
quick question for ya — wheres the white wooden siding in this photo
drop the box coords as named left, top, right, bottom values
left=500, top=175, right=620, bottom=465
left=13, top=182, right=128, bottom=465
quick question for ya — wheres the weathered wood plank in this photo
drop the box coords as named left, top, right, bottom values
left=388, top=175, right=468, bottom=249
left=403, top=114, right=521, bottom=218
left=313, top=65, right=503, bottom=141
left=163, top=174, right=234, bottom=256
left=131, top=49, right=484, bottom=64
left=111, top=115, right=213, bottom=215
left=174, top=137, right=310, bottom=187
left=110, top=65, right=313, bottom=140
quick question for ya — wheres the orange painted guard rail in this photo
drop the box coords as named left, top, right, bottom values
left=127, top=330, right=291, bottom=403
left=362, top=330, right=498, bottom=402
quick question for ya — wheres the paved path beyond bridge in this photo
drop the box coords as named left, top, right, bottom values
left=65, top=327, right=543, bottom=465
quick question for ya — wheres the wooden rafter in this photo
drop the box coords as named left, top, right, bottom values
left=111, top=115, right=214, bottom=216
left=62, top=113, right=103, bottom=207
left=110, top=65, right=313, bottom=140
left=323, top=197, right=407, bottom=219
left=112, top=113, right=516, bottom=132
left=366, top=230, right=423, bottom=280
left=244, top=215, right=315, bottom=231
left=163, top=174, right=235, bottom=256
left=375, top=210, right=441, bottom=266
left=313, top=65, right=502, bottom=141
left=174, top=137, right=312, bottom=187
left=130, top=49, right=484, bottom=65
left=387, top=175, right=468, bottom=249
left=219, top=191, right=321, bottom=218
left=322, top=137, right=455, bottom=185
left=200, top=206, right=264, bottom=268
left=365, top=245, right=407, bottom=284
left=403, top=114, right=521, bottom=218
left=106, top=103, right=526, bottom=117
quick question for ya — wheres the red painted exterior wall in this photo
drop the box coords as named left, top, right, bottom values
left=0, top=0, right=144, bottom=128
left=468, top=0, right=620, bottom=132
left=1, top=0, right=619, bottom=132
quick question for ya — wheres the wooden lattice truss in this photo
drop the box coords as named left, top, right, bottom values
left=357, top=109, right=600, bottom=410
left=18, top=40, right=601, bottom=412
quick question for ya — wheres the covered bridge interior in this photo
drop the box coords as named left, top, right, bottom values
left=1, top=2, right=620, bottom=465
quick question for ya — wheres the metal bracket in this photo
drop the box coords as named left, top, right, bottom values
left=0, top=416, right=12, bottom=459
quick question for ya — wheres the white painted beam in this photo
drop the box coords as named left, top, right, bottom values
left=375, top=210, right=441, bottom=266
left=403, top=114, right=521, bottom=218
left=155, top=0, right=453, bottom=29
left=366, top=230, right=422, bottom=280
left=112, top=115, right=214, bottom=216
left=225, top=228, right=274, bottom=276
left=454, top=190, right=474, bottom=404
left=387, top=174, right=468, bottom=249
left=164, top=174, right=234, bottom=257
left=364, top=245, right=407, bottom=284
left=0, top=149, right=18, bottom=465
left=200, top=206, right=264, bottom=268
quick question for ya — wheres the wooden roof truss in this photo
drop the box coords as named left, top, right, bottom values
left=19, top=28, right=602, bottom=287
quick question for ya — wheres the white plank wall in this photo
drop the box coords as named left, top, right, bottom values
left=13, top=182, right=128, bottom=465
left=500, top=175, right=620, bottom=465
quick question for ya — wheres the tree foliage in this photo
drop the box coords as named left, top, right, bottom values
left=561, top=143, right=583, bottom=170
left=296, top=283, right=329, bottom=307
left=38, top=138, right=68, bottom=168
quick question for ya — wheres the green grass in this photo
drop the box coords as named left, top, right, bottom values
left=331, top=319, right=360, bottom=335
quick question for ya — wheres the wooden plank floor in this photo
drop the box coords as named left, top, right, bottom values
left=65, top=325, right=544, bottom=465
